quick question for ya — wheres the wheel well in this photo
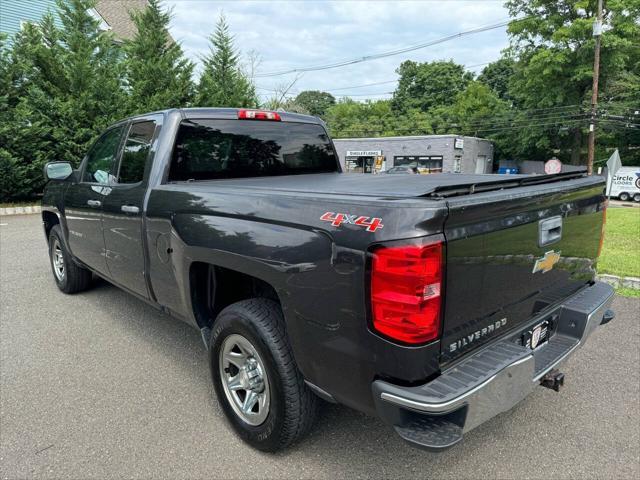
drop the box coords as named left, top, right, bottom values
left=42, top=211, right=60, bottom=238
left=190, top=262, right=280, bottom=329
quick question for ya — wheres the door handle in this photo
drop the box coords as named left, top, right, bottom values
left=87, top=199, right=102, bottom=207
left=121, top=205, right=140, bottom=214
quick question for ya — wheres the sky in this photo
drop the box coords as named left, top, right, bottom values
left=165, top=0, right=512, bottom=103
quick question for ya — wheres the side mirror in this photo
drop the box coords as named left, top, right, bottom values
left=44, top=162, right=73, bottom=181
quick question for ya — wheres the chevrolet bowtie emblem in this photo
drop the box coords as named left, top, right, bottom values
left=532, top=250, right=561, bottom=274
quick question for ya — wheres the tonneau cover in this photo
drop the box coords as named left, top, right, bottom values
left=170, top=171, right=588, bottom=198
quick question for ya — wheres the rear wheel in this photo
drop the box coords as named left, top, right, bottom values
left=209, top=299, right=318, bottom=452
left=48, top=225, right=92, bottom=294
left=618, top=192, right=630, bottom=201
left=633, top=193, right=640, bottom=203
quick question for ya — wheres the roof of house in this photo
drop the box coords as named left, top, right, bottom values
left=94, top=0, right=149, bottom=41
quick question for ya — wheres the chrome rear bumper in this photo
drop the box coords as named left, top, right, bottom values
left=373, top=282, right=616, bottom=450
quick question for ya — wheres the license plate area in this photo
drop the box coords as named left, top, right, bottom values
left=519, top=314, right=558, bottom=350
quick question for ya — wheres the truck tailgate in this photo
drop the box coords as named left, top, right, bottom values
left=440, top=175, right=606, bottom=364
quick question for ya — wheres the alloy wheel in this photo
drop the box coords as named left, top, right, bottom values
left=219, top=333, right=271, bottom=426
left=52, top=239, right=65, bottom=282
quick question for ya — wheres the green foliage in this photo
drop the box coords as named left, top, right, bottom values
left=195, top=14, right=257, bottom=108
left=391, top=60, right=473, bottom=113
left=1, top=0, right=126, bottom=201
left=124, top=0, right=194, bottom=112
left=293, top=90, right=336, bottom=118
left=325, top=99, right=433, bottom=138
left=1, top=0, right=201, bottom=201
left=431, top=81, right=509, bottom=135
left=477, top=58, right=515, bottom=101
left=278, top=97, right=310, bottom=115
left=505, top=0, right=640, bottom=164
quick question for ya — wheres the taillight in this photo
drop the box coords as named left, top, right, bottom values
left=597, top=200, right=607, bottom=258
left=370, top=238, right=443, bottom=344
left=237, top=109, right=281, bottom=121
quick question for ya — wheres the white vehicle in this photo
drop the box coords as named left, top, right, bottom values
left=607, top=166, right=640, bottom=202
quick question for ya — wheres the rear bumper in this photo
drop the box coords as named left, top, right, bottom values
left=372, top=281, right=615, bottom=450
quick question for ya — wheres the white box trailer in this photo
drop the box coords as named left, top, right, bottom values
left=606, top=166, right=640, bottom=202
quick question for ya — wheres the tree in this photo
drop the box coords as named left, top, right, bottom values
left=391, top=60, right=473, bottom=113
left=195, top=14, right=257, bottom=108
left=325, top=98, right=433, bottom=138
left=1, top=0, right=126, bottom=201
left=125, top=0, right=194, bottom=113
left=505, top=0, right=640, bottom=164
left=431, top=81, right=509, bottom=136
left=0, top=24, right=57, bottom=200
left=0, top=32, right=23, bottom=201
left=293, top=90, right=335, bottom=117
left=477, top=58, right=515, bottom=101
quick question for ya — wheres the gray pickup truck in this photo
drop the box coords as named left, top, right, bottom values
left=42, top=108, right=615, bottom=452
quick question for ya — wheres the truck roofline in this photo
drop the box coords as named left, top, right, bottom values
left=178, top=107, right=324, bottom=125
left=110, top=107, right=324, bottom=126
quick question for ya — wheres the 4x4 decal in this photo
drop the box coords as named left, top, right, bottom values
left=320, top=212, right=384, bottom=232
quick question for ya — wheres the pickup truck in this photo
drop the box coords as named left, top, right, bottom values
left=42, top=108, right=615, bottom=452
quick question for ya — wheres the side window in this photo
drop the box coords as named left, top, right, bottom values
left=116, top=120, right=158, bottom=184
left=83, top=126, right=125, bottom=184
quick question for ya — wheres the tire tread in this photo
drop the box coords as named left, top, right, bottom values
left=49, top=225, right=92, bottom=294
left=212, top=298, right=318, bottom=450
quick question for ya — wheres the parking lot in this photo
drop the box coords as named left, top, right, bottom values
left=1, top=214, right=639, bottom=479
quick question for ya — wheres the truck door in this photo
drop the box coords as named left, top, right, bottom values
left=65, top=124, right=126, bottom=276
left=102, top=116, right=162, bottom=299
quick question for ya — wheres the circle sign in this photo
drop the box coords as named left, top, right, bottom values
left=545, top=158, right=562, bottom=174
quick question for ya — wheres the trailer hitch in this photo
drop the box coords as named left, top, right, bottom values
left=540, top=369, right=565, bottom=392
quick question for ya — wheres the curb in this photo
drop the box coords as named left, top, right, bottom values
left=596, top=274, right=640, bottom=290
left=0, top=205, right=41, bottom=216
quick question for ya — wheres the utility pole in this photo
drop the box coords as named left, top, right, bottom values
left=587, top=0, right=604, bottom=175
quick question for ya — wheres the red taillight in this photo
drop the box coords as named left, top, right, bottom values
left=370, top=239, right=443, bottom=344
left=597, top=201, right=607, bottom=258
left=237, top=109, right=281, bottom=121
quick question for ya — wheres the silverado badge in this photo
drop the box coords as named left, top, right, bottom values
left=532, top=250, right=561, bottom=274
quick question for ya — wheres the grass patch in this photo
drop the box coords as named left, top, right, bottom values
left=598, top=208, right=640, bottom=278
left=616, top=287, right=640, bottom=298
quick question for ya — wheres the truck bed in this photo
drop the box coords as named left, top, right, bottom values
left=168, top=170, right=588, bottom=199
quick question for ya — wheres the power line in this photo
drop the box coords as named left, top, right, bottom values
left=330, top=111, right=638, bottom=138
left=256, top=61, right=495, bottom=94
left=318, top=79, right=399, bottom=91
left=255, top=18, right=529, bottom=77
left=333, top=91, right=394, bottom=97
left=332, top=117, right=589, bottom=137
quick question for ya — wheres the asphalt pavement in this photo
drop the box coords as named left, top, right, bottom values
left=1, top=214, right=639, bottom=479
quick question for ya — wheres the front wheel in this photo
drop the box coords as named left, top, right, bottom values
left=209, top=299, right=318, bottom=452
left=633, top=193, right=640, bottom=203
left=618, top=192, right=630, bottom=201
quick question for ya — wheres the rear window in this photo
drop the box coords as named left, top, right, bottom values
left=168, top=119, right=338, bottom=181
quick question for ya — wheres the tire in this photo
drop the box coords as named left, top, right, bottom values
left=209, top=298, right=318, bottom=452
left=48, top=225, right=92, bottom=294
left=633, top=193, right=640, bottom=203
left=618, top=192, right=630, bottom=201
